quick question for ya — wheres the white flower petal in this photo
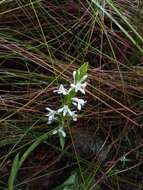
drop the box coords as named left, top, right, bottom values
left=79, top=88, right=85, bottom=94
left=46, top=107, right=53, bottom=112
left=52, top=129, right=58, bottom=135
left=58, top=127, right=66, bottom=137
left=67, top=108, right=73, bottom=116
left=73, top=71, right=76, bottom=81
left=63, top=109, right=67, bottom=116
left=78, top=104, right=81, bottom=110
left=80, top=75, right=87, bottom=83
left=72, top=102, right=77, bottom=106
left=70, top=83, right=75, bottom=90
left=82, top=82, right=87, bottom=88
left=47, top=120, right=52, bottom=124
left=57, top=107, right=64, bottom=113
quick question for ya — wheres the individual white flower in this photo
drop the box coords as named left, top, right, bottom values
left=70, top=81, right=87, bottom=94
left=46, top=107, right=57, bottom=124
left=71, top=111, right=78, bottom=121
left=72, top=97, right=86, bottom=110
left=53, top=84, right=68, bottom=95
left=57, top=105, right=73, bottom=117
left=52, top=127, right=66, bottom=137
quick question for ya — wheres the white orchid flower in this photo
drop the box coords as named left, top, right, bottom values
left=71, top=111, right=78, bottom=121
left=46, top=107, right=57, bottom=124
left=70, top=81, right=87, bottom=94
left=57, top=105, right=73, bottom=117
left=53, top=84, right=68, bottom=95
left=52, top=127, right=66, bottom=138
left=72, top=97, right=86, bottom=110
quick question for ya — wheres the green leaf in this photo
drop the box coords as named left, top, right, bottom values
left=53, top=171, right=78, bottom=190
left=8, top=153, right=20, bottom=190
left=79, top=62, right=88, bottom=77
left=7, top=132, right=50, bottom=189
left=59, top=134, right=65, bottom=150
left=63, top=171, right=78, bottom=186
left=74, top=62, right=88, bottom=83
